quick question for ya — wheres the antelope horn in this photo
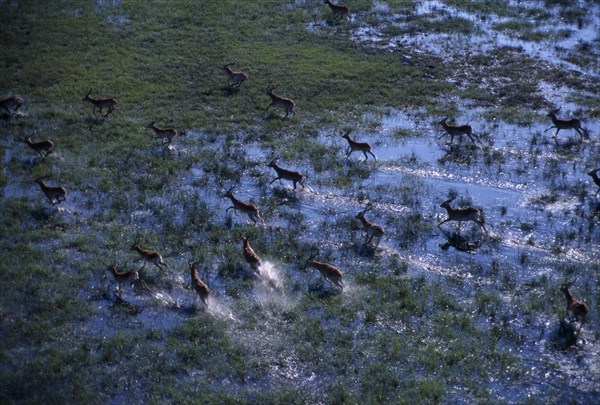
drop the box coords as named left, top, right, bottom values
left=565, top=278, right=577, bottom=287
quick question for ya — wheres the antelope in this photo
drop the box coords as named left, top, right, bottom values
left=223, top=63, right=249, bottom=88
left=324, top=0, right=350, bottom=20
left=35, top=177, right=67, bottom=205
left=130, top=242, right=170, bottom=273
left=147, top=120, right=179, bottom=146
left=266, top=88, right=295, bottom=118
left=545, top=108, right=587, bottom=145
left=83, top=89, right=117, bottom=117
left=268, top=158, right=305, bottom=190
left=355, top=206, right=384, bottom=245
left=241, top=236, right=261, bottom=274
left=438, top=195, right=486, bottom=233
left=24, top=135, right=54, bottom=159
left=106, top=262, right=139, bottom=293
left=190, top=261, right=210, bottom=307
left=342, top=130, right=376, bottom=161
left=560, top=279, right=589, bottom=323
left=0, top=95, right=23, bottom=115
left=306, top=252, right=344, bottom=290
left=223, top=186, right=264, bottom=225
left=588, top=169, right=600, bottom=196
left=438, top=117, right=480, bottom=145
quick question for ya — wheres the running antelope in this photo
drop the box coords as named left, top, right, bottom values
left=342, top=130, right=376, bottom=161
left=266, top=88, right=296, bottom=118
left=223, top=63, right=249, bottom=88
left=438, top=195, right=486, bottom=233
left=588, top=169, right=600, bottom=196
left=0, top=95, right=22, bottom=115
left=268, top=158, right=305, bottom=190
left=24, top=135, right=54, bottom=159
left=545, top=108, right=587, bottom=145
left=438, top=117, right=480, bottom=145
left=147, top=121, right=179, bottom=146
left=130, top=242, right=170, bottom=272
left=324, top=0, right=350, bottom=20
left=35, top=177, right=67, bottom=205
left=306, top=252, right=344, bottom=290
left=355, top=206, right=384, bottom=245
left=83, top=89, right=117, bottom=117
left=560, top=279, right=589, bottom=323
left=241, top=236, right=261, bottom=274
left=223, top=186, right=264, bottom=225
left=106, top=262, right=139, bottom=293
left=190, top=261, right=210, bottom=307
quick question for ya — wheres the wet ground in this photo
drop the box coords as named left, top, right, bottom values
left=2, top=0, right=599, bottom=403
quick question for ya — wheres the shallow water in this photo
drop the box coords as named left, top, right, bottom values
left=3, top=1, right=599, bottom=403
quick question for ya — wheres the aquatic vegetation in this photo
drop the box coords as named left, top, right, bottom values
left=1, top=0, right=599, bottom=403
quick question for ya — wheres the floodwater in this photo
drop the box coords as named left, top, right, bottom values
left=96, top=1, right=600, bottom=402
left=3, top=0, right=599, bottom=403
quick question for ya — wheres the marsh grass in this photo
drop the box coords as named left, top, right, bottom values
left=2, top=0, right=600, bottom=404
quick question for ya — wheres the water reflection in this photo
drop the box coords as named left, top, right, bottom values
left=439, top=230, right=481, bottom=253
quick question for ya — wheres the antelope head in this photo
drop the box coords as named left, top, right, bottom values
left=130, top=240, right=141, bottom=251
left=560, top=279, right=576, bottom=293
left=304, top=251, right=319, bottom=272
left=356, top=204, right=373, bottom=219
left=223, top=185, right=236, bottom=198
left=547, top=107, right=561, bottom=116
left=440, top=194, right=457, bottom=208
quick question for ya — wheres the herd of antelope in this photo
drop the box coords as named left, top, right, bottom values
left=2, top=1, right=594, bottom=337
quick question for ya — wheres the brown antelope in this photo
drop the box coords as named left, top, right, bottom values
left=130, top=242, right=170, bottom=272
left=355, top=206, right=384, bottom=245
left=83, top=89, right=117, bottom=117
left=324, top=0, right=350, bottom=20
left=438, top=117, right=480, bottom=145
left=560, top=279, right=589, bottom=323
left=588, top=169, right=600, bottom=196
left=190, top=261, right=210, bottom=307
left=24, top=135, right=54, bottom=159
left=35, top=177, right=67, bottom=205
left=223, top=186, right=264, bottom=225
left=241, top=236, right=261, bottom=274
left=342, top=130, right=376, bottom=161
left=438, top=195, right=486, bottom=233
left=106, top=262, right=139, bottom=292
left=545, top=108, right=587, bottom=144
left=223, top=63, right=249, bottom=88
left=306, top=252, right=344, bottom=290
left=147, top=121, right=179, bottom=146
left=266, top=88, right=296, bottom=118
left=268, top=158, right=305, bottom=190
left=0, top=95, right=23, bottom=115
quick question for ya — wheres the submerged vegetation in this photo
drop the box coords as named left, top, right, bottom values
left=1, top=0, right=599, bottom=403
